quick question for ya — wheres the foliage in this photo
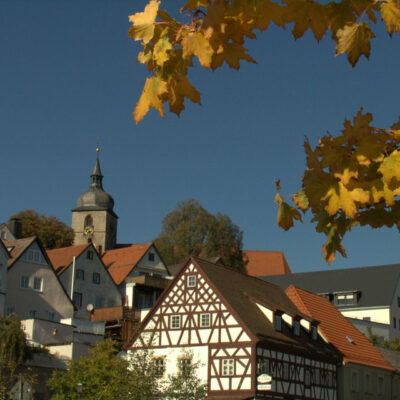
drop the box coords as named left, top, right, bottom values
left=129, top=0, right=399, bottom=124
left=163, top=351, right=207, bottom=400
left=154, top=199, right=246, bottom=271
left=10, top=210, right=74, bottom=249
left=368, top=327, right=400, bottom=351
left=129, top=1, right=400, bottom=264
left=275, top=111, right=400, bottom=262
left=0, top=315, right=32, bottom=397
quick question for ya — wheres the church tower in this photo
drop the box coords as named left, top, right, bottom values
left=72, top=148, right=118, bottom=251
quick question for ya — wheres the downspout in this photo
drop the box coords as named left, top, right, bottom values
left=70, top=256, right=76, bottom=299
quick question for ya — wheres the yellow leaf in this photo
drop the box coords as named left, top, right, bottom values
left=381, top=0, right=400, bottom=36
left=335, top=22, right=375, bottom=67
left=128, top=0, right=160, bottom=44
left=167, top=75, right=201, bottom=116
left=277, top=201, right=302, bottom=231
left=293, top=190, right=309, bottom=211
left=153, top=37, right=172, bottom=67
left=322, top=182, right=358, bottom=218
left=180, top=0, right=209, bottom=12
left=349, top=187, right=370, bottom=204
left=322, top=224, right=347, bottom=263
left=334, top=167, right=358, bottom=185
left=211, top=42, right=256, bottom=70
left=378, top=150, right=400, bottom=184
left=134, top=76, right=168, bottom=124
left=182, top=31, right=214, bottom=68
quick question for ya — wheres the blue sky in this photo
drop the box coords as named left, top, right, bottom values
left=1, top=1, right=400, bottom=273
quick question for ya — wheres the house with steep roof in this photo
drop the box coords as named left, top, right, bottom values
left=129, top=257, right=340, bottom=400
left=244, top=250, right=292, bottom=277
left=286, top=285, right=395, bottom=400
left=4, top=237, right=74, bottom=321
left=102, top=243, right=170, bottom=312
left=263, top=264, right=400, bottom=340
left=47, top=242, right=122, bottom=320
left=0, top=239, right=10, bottom=316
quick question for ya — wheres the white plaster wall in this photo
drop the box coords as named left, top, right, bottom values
left=48, top=341, right=94, bottom=361
left=21, top=318, right=74, bottom=344
left=340, top=307, right=390, bottom=325
left=65, top=246, right=122, bottom=319
left=5, top=246, right=74, bottom=320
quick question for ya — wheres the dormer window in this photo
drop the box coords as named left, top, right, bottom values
left=334, top=292, right=357, bottom=306
left=274, top=314, right=282, bottom=331
left=311, top=326, right=318, bottom=341
left=294, top=320, right=300, bottom=336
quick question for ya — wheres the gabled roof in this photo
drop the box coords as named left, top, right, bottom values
left=102, top=243, right=153, bottom=285
left=244, top=250, right=292, bottom=277
left=0, top=239, right=10, bottom=260
left=4, top=237, right=36, bottom=267
left=46, top=243, right=90, bottom=275
left=129, top=256, right=339, bottom=360
left=286, top=286, right=394, bottom=371
left=263, top=264, right=400, bottom=308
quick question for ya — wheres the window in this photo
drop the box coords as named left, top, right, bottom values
left=187, top=275, right=196, bottom=288
left=257, top=358, right=270, bottom=374
left=222, top=359, right=234, bottom=376
left=394, top=317, right=397, bottom=328
left=73, top=292, right=82, bottom=307
left=200, top=313, right=210, bottom=327
left=365, top=373, right=371, bottom=393
left=92, top=272, right=100, bottom=284
left=398, top=296, right=400, bottom=307
left=76, top=269, right=85, bottom=280
left=6, top=307, right=14, bottom=316
left=48, top=312, right=56, bottom=321
left=29, top=310, right=38, bottom=318
left=311, top=326, right=318, bottom=341
left=352, top=372, right=358, bottom=392
left=33, top=277, right=42, bottom=291
left=20, top=275, right=29, bottom=289
left=148, top=252, right=155, bottom=261
left=274, top=314, right=282, bottom=331
left=171, top=315, right=181, bottom=329
left=378, top=376, right=384, bottom=395
left=179, top=358, right=191, bottom=376
left=87, top=250, right=94, bottom=260
left=294, top=320, right=300, bottom=336
left=154, top=358, right=165, bottom=377
left=335, top=293, right=356, bottom=305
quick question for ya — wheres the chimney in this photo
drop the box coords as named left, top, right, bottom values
left=8, top=217, right=22, bottom=239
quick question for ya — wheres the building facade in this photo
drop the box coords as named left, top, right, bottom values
left=0, top=240, right=10, bottom=316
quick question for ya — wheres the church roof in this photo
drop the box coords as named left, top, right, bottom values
left=102, top=243, right=153, bottom=285
left=244, top=250, right=292, bottom=276
left=286, top=285, right=394, bottom=371
left=47, top=243, right=90, bottom=275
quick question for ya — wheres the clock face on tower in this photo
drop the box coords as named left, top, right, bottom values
left=83, top=225, right=94, bottom=238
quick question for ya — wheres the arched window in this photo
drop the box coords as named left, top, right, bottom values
left=84, top=215, right=93, bottom=228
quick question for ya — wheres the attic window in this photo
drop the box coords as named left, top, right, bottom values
left=187, top=275, right=196, bottom=288
left=87, top=251, right=94, bottom=260
left=274, top=314, right=282, bottom=332
left=335, top=292, right=356, bottom=305
left=148, top=252, right=155, bottom=262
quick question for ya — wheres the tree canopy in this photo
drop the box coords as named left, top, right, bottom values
left=0, top=315, right=32, bottom=396
left=129, top=0, right=400, bottom=263
left=10, top=210, right=74, bottom=249
left=154, top=199, right=246, bottom=271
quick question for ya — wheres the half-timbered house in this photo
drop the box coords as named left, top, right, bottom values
left=129, top=256, right=340, bottom=400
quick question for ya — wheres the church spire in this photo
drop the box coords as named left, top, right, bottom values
left=91, top=147, right=103, bottom=189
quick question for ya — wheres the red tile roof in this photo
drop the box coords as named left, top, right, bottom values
left=46, top=243, right=90, bottom=275
left=285, top=285, right=394, bottom=371
left=102, top=243, right=152, bottom=285
left=244, top=250, right=291, bottom=277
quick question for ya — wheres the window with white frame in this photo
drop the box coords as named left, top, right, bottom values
left=200, top=313, right=210, bottom=327
left=20, top=275, right=29, bottom=289
left=33, top=277, right=42, bottom=291
left=154, top=358, right=165, bottom=377
left=171, top=315, right=181, bottom=329
left=179, top=357, right=192, bottom=376
left=187, top=275, right=196, bottom=288
left=222, top=359, right=234, bottom=376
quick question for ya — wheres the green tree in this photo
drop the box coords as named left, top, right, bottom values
left=10, top=210, right=74, bottom=249
left=154, top=199, right=246, bottom=271
left=0, top=315, right=32, bottom=397
left=129, top=1, right=400, bottom=263
left=164, top=351, right=207, bottom=400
